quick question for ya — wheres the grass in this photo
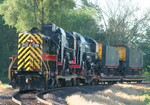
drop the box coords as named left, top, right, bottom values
left=142, top=90, right=150, bottom=105
left=142, top=72, right=150, bottom=81
left=141, top=72, right=150, bottom=104
left=0, top=84, right=10, bottom=87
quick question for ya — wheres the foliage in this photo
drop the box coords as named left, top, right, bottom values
left=0, top=0, right=75, bottom=32
left=0, top=0, right=100, bottom=38
left=0, top=15, right=17, bottom=83
left=85, top=0, right=150, bottom=46
left=59, top=7, right=100, bottom=38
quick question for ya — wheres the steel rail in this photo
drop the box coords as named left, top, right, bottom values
left=36, top=87, right=73, bottom=105
left=36, top=84, right=107, bottom=105
left=12, top=91, right=28, bottom=105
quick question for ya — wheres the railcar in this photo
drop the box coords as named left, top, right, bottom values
left=114, top=45, right=145, bottom=82
left=97, top=43, right=121, bottom=83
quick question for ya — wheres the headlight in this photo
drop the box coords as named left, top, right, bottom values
left=14, top=71, right=18, bottom=74
left=39, top=71, right=42, bottom=75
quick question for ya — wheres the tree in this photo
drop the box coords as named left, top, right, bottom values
left=59, top=7, right=100, bottom=38
left=0, top=15, right=17, bottom=82
left=0, top=0, right=100, bottom=38
left=86, top=0, right=150, bottom=46
left=0, top=0, right=75, bottom=32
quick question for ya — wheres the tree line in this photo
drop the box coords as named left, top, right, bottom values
left=0, top=0, right=150, bottom=82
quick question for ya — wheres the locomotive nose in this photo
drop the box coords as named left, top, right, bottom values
left=18, top=33, right=43, bottom=71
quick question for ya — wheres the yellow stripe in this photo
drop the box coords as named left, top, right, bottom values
left=30, top=51, right=40, bottom=61
left=25, top=56, right=33, bottom=64
left=18, top=61, right=25, bottom=70
left=30, top=51, right=42, bottom=69
left=26, top=67, right=33, bottom=71
left=19, top=33, right=23, bottom=37
left=22, top=34, right=31, bottom=43
left=36, top=47, right=42, bottom=54
left=18, top=44, right=21, bottom=49
left=40, top=45, right=43, bottom=49
left=23, top=50, right=30, bottom=59
left=30, top=34, right=39, bottom=44
left=24, top=61, right=33, bottom=69
left=26, top=67, right=30, bottom=71
left=31, top=47, right=42, bottom=60
left=34, top=61, right=40, bottom=69
left=18, top=58, right=24, bottom=65
left=18, top=47, right=30, bottom=59
left=18, top=47, right=24, bottom=54
left=34, top=33, right=43, bottom=43
left=18, top=51, right=30, bottom=67
left=18, top=34, right=27, bottom=43
left=39, top=33, right=43, bottom=38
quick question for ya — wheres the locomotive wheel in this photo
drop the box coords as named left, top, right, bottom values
left=65, top=81, right=72, bottom=86
left=137, top=81, right=142, bottom=83
left=71, top=79, right=74, bottom=86
left=91, top=79, right=96, bottom=85
left=65, top=82, right=69, bottom=87
left=76, top=79, right=80, bottom=86
left=57, top=80, right=61, bottom=87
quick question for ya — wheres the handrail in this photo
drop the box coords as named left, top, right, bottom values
left=8, top=56, right=18, bottom=80
left=47, top=60, right=51, bottom=79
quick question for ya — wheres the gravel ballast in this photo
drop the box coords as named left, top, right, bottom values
left=44, top=83, right=150, bottom=105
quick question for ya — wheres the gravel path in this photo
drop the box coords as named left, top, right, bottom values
left=43, top=83, right=149, bottom=105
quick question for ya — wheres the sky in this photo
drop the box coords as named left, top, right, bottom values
left=97, top=0, right=150, bottom=13
left=133, top=0, right=150, bottom=11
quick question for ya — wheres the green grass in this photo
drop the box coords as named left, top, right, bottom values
left=142, top=72, right=150, bottom=81
left=0, top=84, right=10, bottom=87
left=142, top=90, right=150, bottom=105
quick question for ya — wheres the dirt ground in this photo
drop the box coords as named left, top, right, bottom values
left=0, top=85, right=12, bottom=93
left=66, top=83, right=150, bottom=105
left=0, top=82, right=150, bottom=105
left=0, top=84, right=18, bottom=105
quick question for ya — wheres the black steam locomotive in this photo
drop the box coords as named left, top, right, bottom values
left=8, top=24, right=145, bottom=90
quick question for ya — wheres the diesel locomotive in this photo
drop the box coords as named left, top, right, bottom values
left=8, top=24, right=145, bottom=90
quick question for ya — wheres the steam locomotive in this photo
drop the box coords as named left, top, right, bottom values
left=8, top=24, right=145, bottom=90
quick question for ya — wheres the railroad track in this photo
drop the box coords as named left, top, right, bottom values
left=12, top=90, right=42, bottom=105
left=12, top=92, right=25, bottom=105
left=12, top=81, right=150, bottom=105
left=12, top=84, right=108, bottom=105
left=36, top=84, right=112, bottom=105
